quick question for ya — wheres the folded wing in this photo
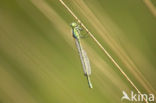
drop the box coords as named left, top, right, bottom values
left=75, top=39, right=91, bottom=75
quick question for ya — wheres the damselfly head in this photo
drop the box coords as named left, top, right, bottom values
left=70, top=22, right=77, bottom=27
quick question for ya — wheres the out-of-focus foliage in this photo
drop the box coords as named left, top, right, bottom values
left=0, top=0, right=155, bottom=103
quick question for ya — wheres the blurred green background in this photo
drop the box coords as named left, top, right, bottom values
left=0, top=0, right=156, bottom=103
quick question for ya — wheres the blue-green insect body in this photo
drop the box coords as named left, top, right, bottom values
left=71, top=22, right=93, bottom=88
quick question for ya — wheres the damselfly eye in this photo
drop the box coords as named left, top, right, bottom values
left=71, top=22, right=77, bottom=27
